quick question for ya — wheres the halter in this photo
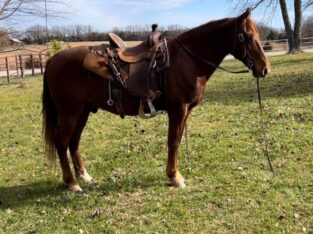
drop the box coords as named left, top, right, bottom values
left=235, top=32, right=254, bottom=70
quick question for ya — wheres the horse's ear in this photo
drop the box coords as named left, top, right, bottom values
left=238, top=8, right=251, bottom=30
left=239, top=8, right=251, bottom=21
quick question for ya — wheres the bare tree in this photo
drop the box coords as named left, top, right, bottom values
left=0, top=0, right=68, bottom=22
left=231, top=0, right=312, bottom=53
left=0, top=27, right=9, bottom=48
left=302, top=16, right=313, bottom=37
left=304, top=0, right=313, bottom=8
left=25, top=24, right=46, bottom=44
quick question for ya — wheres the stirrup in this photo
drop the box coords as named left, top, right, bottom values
left=138, top=99, right=157, bottom=119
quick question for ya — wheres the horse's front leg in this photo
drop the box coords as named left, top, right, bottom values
left=167, top=104, right=189, bottom=188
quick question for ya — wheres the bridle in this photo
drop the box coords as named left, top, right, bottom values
left=233, top=32, right=254, bottom=70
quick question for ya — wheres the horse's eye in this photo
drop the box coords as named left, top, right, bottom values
left=247, top=36, right=253, bottom=41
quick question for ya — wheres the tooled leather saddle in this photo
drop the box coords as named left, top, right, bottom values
left=83, top=24, right=169, bottom=118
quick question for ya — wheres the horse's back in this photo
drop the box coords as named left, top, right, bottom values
left=46, top=46, right=105, bottom=113
left=47, top=46, right=89, bottom=76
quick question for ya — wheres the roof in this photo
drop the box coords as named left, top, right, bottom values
left=9, top=38, right=21, bottom=43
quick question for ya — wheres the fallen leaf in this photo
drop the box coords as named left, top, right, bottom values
left=5, top=208, right=13, bottom=214
left=90, top=209, right=101, bottom=219
left=63, top=208, right=71, bottom=214
left=237, top=166, right=244, bottom=171
left=294, top=213, right=300, bottom=219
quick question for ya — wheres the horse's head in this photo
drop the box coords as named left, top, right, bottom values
left=231, top=9, right=270, bottom=78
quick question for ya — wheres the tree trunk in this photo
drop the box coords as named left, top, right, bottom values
left=279, top=0, right=294, bottom=52
left=294, top=0, right=302, bottom=51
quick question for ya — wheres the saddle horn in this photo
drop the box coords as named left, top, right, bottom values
left=148, top=23, right=162, bottom=47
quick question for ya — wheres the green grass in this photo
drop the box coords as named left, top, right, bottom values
left=1, top=53, right=313, bottom=233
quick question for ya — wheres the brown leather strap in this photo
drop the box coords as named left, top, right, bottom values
left=112, top=88, right=125, bottom=119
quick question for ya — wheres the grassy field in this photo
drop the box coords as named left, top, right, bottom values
left=0, top=53, right=313, bottom=233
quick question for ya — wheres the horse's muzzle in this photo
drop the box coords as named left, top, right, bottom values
left=262, top=67, right=268, bottom=77
left=253, top=67, right=269, bottom=78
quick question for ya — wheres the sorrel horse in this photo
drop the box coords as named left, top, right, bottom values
left=42, top=9, right=270, bottom=191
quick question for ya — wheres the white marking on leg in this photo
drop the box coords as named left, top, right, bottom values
left=69, top=184, right=83, bottom=192
left=79, top=169, right=94, bottom=184
left=170, top=172, right=186, bottom=188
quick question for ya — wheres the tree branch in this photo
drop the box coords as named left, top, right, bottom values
left=0, top=0, right=69, bottom=22
left=304, top=0, right=313, bottom=9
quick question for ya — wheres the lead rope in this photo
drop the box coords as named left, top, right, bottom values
left=182, top=79, right=274, bottom=174
left=256, top=77, right=275, bottom=174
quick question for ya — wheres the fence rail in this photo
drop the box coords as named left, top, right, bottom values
left=261, top=37, right=313, bottom=52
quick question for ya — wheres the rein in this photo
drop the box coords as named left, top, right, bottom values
left=174, top=37, right=250, bottom=74
left=256, top=78, right=275, bottom=174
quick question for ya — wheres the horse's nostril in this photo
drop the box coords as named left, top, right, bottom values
left=262, top=67, right=268, bottom=77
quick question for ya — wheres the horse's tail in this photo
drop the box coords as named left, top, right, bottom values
left=42, top=57, right=57, bottom=164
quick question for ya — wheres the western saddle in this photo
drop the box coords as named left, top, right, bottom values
left=83, top=24, right=169, bottom=118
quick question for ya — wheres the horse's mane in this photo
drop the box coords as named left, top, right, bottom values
left=177, top=14, right=261, bottom=41
left=245, top=16, right=261, bottom=41
left=177, top=17, right=232, bottom=39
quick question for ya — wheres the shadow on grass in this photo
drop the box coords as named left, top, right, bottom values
left=0, top=180, right=65, bottom=209
left=98, top=173, right=165, bottom=195
left=205, top=70, right=313, bottom=105
left=0, top=173, right=164, bottom=209
left=0, top=81, right=25, bottom=87
left=269, top=55, right=313, bottom=67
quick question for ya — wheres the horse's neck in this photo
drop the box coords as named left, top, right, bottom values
left=177, top=19, right=235, bottom=68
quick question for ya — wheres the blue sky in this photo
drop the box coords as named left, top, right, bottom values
left=59, top=0, right=285, bottom=30
left=4, top=0, right=312, bottom=32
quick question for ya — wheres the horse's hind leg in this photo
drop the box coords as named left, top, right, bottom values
left=69, top=109, right=94, bottom=184
left=56, top=113, right=82, bottom=192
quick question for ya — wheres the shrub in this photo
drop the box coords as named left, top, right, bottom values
left=46, top=39, right=62, bottom=57
left=25, top=56, right=41, bottom=69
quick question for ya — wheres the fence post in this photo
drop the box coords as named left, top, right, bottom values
left=5, top=57, right=10, bottom=83
left=39, top=54, right=43, bottom=75
left=30, top=54, right=35, bottom=76
left=19, top=54, right=24, bottom=78
left=15, top=55, right=19, bottom=77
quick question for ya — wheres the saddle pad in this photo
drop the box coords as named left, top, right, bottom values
left=83, top=53, right=113, bottom=80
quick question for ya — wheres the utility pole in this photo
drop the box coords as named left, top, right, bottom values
left=45, top=0, right=48, bottom=44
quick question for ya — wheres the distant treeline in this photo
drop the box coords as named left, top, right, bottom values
left=1, top=15, right=313, bottom=46
left=20, top=24, right=187, bottom=45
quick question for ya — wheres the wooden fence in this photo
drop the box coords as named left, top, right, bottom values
left=0, top=53, right=47, bottom=83
left=262, top=37, right=313, bottom=52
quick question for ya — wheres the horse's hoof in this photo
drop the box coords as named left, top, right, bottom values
left=169, top=173, right=186, bottom=188
left=79, top=170, right=95, bottom=184
left=171, top=180, right=186, bottom=188
left=68, top=183, right=83, bottom=192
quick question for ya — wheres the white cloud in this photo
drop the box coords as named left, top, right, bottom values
left=62, top=0, right=198, bottom=31
left=107, top=0, right=195, bottom=10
